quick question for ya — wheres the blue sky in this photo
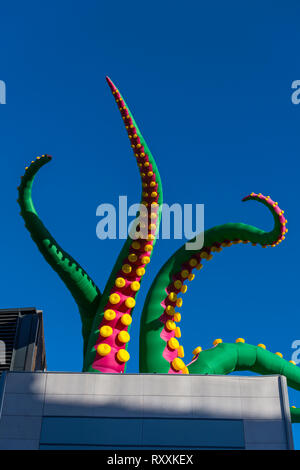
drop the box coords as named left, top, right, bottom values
left=1, top=0, right=300, bottom=447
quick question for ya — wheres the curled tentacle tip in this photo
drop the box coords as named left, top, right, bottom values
left=257, top=343, right=266, bottom=349
left=241, top=193, right=254, bottom=202
left=235, top=338, right=245, bottom=343
left=242, top=192, right=264, bottom=202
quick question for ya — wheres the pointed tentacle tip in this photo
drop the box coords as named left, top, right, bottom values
left=33, top=154, right=52, bottom=162
left=39, top=154, right=52, bottom=163
left=105, top=76, right=116, bottom=92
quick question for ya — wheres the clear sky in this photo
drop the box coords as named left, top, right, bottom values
left=1, top=0, right=300, bottom=448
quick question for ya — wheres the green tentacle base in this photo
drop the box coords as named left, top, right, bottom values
left=188, top=340, right=300, bottom=423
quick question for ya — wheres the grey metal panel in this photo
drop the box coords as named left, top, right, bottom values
left=241, top=397, right=283, bottom=419
left=45, top=373, right=145, bottom=397
left=143, top=374, right=191, bottom=396
left=278, top=375, right=294, bottom=450
left=44, top=394, right=144, bottom=418
left=191, top=396, right=242, bottom=419
left=0, top=415, right=42, bottom=440
left=190, top=375, right=242, bottom=397
left=142, top=418, right=245, bottom=448
left=143, top=395, right=193, bottom=418
left=239, top=376, right=280, bottom=397
left=45, top=373, right=96, bottom=395
left=1, top=393, right=44, bottom=416
left=5, top=372, right=46, bottom=394
left=94, top=373, right=143, bottom=396
left=11, top=314, right=35, bottom=371
left=92, top=395, right=144, bottom=417
left=24, top=315, right=39, bottom=371
left=40, top=417, right=143, bottom=446
left=44, top=394, right=95, bottom=416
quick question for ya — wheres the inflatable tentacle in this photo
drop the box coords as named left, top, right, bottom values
left=290, top=407, right=300, bottom=423
left=187, top=340, right=300, bottom=423
left=17, top=155, right=101, bottom=352
left=83, top=77, right=163, bottom=373
left=139, top=193, right=287, bottom=374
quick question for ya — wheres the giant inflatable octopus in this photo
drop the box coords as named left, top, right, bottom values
left=17, top=77, right=300, bottom=422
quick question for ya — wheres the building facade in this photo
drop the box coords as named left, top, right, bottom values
left=0, top=308, right=46, bottom=376
left=0, top=372, right=294, bottom=449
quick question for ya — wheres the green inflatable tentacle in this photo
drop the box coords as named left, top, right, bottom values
left=139, top=193, right=287, bottom=374
left=83, top=77, right=163, bottom=373
left=17, top=155, right=101, bottom=353
left=290, top=407, right=300, bottom=423
left=187, top=341, right=300, bottom=423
